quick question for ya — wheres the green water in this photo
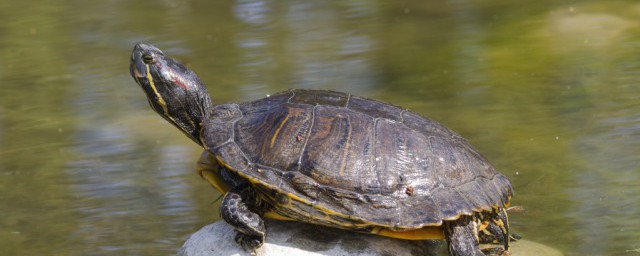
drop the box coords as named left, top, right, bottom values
left=1, top=1, right=639, bottom=255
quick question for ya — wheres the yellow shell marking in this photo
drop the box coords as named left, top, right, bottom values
left=196, top=154, right=230, bottom=194
left=263, top=211, right=295, bottom=221
left=270, top=114, right=290, bottom=148
left=374, top=226, right=444, bottom=240
left=338, top=115, right=352, bottom=176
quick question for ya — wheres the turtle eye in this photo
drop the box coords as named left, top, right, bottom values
left=142, top=53, right=155, bottom=64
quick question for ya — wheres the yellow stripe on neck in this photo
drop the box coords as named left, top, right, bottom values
left=145, top=64, right=169, bottom=114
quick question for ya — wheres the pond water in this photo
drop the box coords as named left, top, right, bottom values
left=1, top=1, right=639, bottom=255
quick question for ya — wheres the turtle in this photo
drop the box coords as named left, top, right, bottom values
left=129, top=43, right=514, bottom=256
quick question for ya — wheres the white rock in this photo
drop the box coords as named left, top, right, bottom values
left=178, top=220, right=563, bottom=256
left=178, top=220, right=442, bottom=256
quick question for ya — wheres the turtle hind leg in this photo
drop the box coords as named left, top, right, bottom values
left=220, top=188, right=266, bottom=252
left=443, top=215, right=485, bottom=256
left=495, top=208, right=511, bottom=250
left=479, top=208, right=514, bottom=248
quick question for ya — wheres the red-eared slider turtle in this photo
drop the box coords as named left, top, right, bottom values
left=130, top=43, right=514, bottom=256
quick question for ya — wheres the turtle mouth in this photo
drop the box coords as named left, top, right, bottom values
left=130, top=53, right=147, bottom=83
left=129, top=61, right=152, bottom=93
left=130, top=62, right=144, bottom=80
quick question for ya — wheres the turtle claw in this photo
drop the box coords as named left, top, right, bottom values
left=482, top=246, right=510, bottom=256
left=235, top=233, right=264, bottom=252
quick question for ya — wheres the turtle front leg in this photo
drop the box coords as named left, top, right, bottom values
left=443, top=215, right=485, bottom=256
left=220, top=187, right=266, bottom=252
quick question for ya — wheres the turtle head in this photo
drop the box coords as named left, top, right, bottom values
left=130, top=43, right=212, bottom=145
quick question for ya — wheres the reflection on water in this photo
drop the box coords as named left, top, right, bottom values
left=233, top=1, right=380, bottom=97
left=0, top=0, right=639, bottom=255
left=67, top=125, right=199, bottom=253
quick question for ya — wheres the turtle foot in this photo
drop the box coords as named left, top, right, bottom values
left=482, top=246, right=510, bottom=256
left=235, top=232, right=264, bottom=252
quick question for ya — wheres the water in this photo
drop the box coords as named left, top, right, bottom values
left=1, top=0, right=639, bottom=255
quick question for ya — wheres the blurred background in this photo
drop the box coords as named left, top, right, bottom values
left=1, top=0, right=639, bottom=255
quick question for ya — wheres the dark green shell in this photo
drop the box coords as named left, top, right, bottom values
left=202, top=89, right=512, bottom=230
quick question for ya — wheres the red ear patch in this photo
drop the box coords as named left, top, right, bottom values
left=165, top=65, right=191, bottom=90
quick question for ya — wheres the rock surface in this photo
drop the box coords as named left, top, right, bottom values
left=178, top=220, right=562, bottom=256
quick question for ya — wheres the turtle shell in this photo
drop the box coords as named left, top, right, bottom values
left=202, top=89, right=512, bottom=230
